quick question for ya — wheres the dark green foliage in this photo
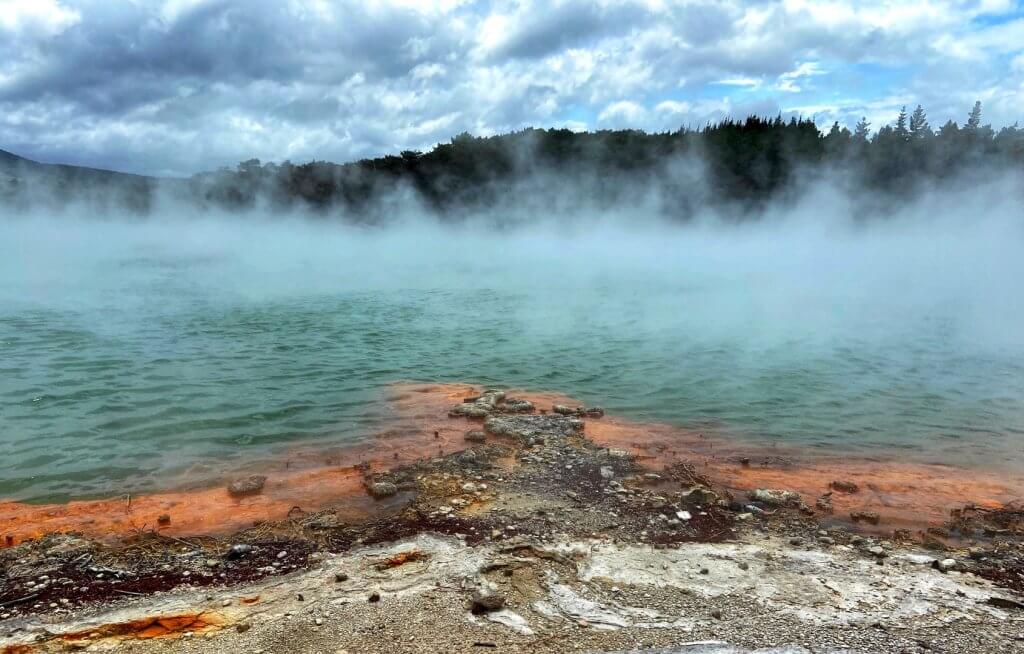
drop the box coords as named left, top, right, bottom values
left=2, top=101, right=1021, bottom=220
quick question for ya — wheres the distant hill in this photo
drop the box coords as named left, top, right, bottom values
left=0, top=148, right=36, bottom=169
left=0, top=148, right=160, bottom=212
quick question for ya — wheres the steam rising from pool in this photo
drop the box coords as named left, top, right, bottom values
left=1, top=179, right=1023, bottom=502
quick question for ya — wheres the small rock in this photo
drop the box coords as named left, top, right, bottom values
left=368, top=592, right=381, bottom=603
left=503, top=398, right=534, bottom=413
left=449, top=403, right=492, bottom=418
left=235, top=623, right=251, bottom=633
left=933, top=558, right=958, bottom=573
left=227, top=475, right=267, bottom=497
left=851, top=511, right=881, bottom=525
left=334, top=572, right=349, bottom=583
left=464, top=430, right=487, bottom=443
left=457, top=450, right=479, bottom=464
left=314, top=618, right=323, bottom=626
left=679, top=485, right=718, bottom=506
left=750, top=488, right=801, bottom=507
left=277, top=550, right=287, bottom=559
left=369, top=482, right=398, bottom=499
left=676, top=510, right=692, bottom=521
left=710, top=609, right=722, bottom=620
left=987, top=596, right=1024, bottom=610
left=470, top=591, right=506, bottom=615
left=599, top=466, right=615, bottom=480
left=157, top=514, right=171, bottom=526
left=737, top=561, right=749, bottom=571
left=868, top=546, right=886, bottom=558
left=225, top=544, right=256, bottom=560
left=830, top=480, right=860, bottom=493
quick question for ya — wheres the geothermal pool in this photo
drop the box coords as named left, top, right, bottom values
left=1, top=215, right=1023, bottom=503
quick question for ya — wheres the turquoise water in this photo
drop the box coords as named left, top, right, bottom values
left=2, top=214, right=1023, bottom=502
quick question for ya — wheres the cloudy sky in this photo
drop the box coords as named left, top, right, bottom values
left=1, top=0, right=1022, bottom=176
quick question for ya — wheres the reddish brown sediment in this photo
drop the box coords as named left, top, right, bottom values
left=0, top=613, right=225, bottom=653
left=1, top=381, right=1022, bottom=544
left=61, top=612, right=225, bottom=641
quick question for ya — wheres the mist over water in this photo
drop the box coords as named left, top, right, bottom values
left=2, top=182, right=1023, bottom=503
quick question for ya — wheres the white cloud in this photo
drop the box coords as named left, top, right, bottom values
left=776, top=61, right=824, bottom=92
left=716, top=77, right=762, bottom=88
left=0, top=0, right=1020, bottom=175
left=598, top=100, right=648, bottom=126
left=0, top=0, right=80, bottom=36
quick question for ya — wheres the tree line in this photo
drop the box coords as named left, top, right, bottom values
left=4, top=101, right=1021, bottom=219
left=189, top=101, right=1022, bottom=220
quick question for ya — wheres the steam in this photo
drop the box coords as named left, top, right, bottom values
left=3, top=171, right=1023, bottom=353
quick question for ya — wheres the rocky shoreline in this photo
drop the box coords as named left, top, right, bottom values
left=2, top=387, right=1024, bottom=653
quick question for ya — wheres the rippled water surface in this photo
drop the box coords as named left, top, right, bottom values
left=2, top=215, right=1023, bottom=502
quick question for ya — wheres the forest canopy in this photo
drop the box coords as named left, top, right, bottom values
left=3, top=102, right=1022, bottom=220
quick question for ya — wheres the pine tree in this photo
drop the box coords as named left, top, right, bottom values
left=966, top=101, right=982, bottom=131
left=854, top=117, right=871, bottom=140
left=895, top=106, right=909, bottom=139
left=909, top=105, right=931, bottom=138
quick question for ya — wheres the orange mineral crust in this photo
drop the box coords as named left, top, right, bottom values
left=390, top=383, right=1024, bottom=532
left=1, top=381, right=1022, bottom=544
left=0, top=383, right=487, bottom=544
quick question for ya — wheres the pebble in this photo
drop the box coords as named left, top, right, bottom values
left=933, top=558, right=958, bottom=573
left=470, top=591, right=506, bottom=614
left=369, top=481, right=398, bottom=498
left=851, top=511, right=881, bottom=525
left=750, top=488, right=801, bottom=507
left=464, top=430, right=486, bottom=443
left=227, top=475, right=267, bottom=497
left=830, top=480, right=860, bottom=493
left=226, top=544, right=256, bottom=560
